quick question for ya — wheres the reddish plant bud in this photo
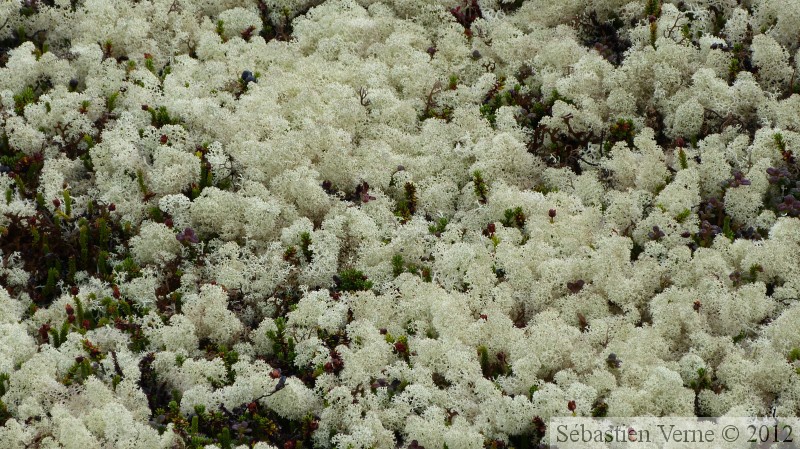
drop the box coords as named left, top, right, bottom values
left=379, top=328, right=387, bottom=335
left=247, top=402, right=258, bottom=413
left=53, top=198, right=61, bottom=208
left=70, top=286, right=79, bottom=296
left=164, top=218, right=173, bottom=228
left=75, top=356, right=85, bottom=363
left=82, top=319, right=90, bottom=329
left=568, top=400, right=577, bottom=412
left=324, top=361, right=334, bottom=373
left=67, top=314, right=76, bottom=323
left=693, top=300, right=702, bottom=312
left=567, top=280, right=585, bottom=294
left=479, top=314, right=487, bottom=320
left=394, top=341, right=407, bottom=353
left=65, top=304, right=74, bottom=315
left=112, top=285, right=120, bottom=299
left=38, top=323, right=51, bottom=341
left=308, top=419, right=319, bottom=431
left=548, top=209, right=557, bottom=218
left=269, top=368, right=282, bottom=379
left=533, top=416, right=547, bottom=434
left=108, top=203, right=116, bottom=211
left=160, top=134, right=168, bottom=144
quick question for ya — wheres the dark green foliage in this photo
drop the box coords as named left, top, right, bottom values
left=394, top=182, right=417, bottom=223
left=392, top=254, right=405, bottom=277
left=501, top=207, right=526, bottom=228
left=299, top=232, right=313, bottom=262
left=390, top=254, right=432, bottom=282
left=418, top=81, right=453, bottom=122
left=106, top=91, right=120, bottom=111
left=645, top=0, right=660, bottom=17
left=265, top=317, right=296, bottom=368
left=477, top=345, right=511, bottom=379
left=605, top=118, right=636, bottom=152
left=428, top=217, right=448, bottom=236
left=678, top=147, right=689, bottom=169
left=13, top=86, right=36, bottom=115
left=335, top=269, right=373, bottom=292
left=42, top=267, right=59, bottom=300
left=591, top=399, right=609, bottom=417
left=145, top=105, right=180, bottom=128
left=473, top=170, right=488, bottom=204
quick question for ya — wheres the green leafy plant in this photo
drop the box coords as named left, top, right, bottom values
left=473, top=170, right=488, bottom=204
left=334, top=269, right=373, bottom=292
left=394, top=182, right=417, bottom=223
left=501, top=206, right=526, bottom=228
